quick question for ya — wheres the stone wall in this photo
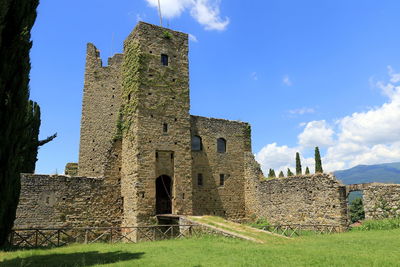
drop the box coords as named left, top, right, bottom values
left=244, top=153, right=348, bottom=227
left=191, top=116, right=251, bottom=221
left=78, top=43, right=123, bottom=177
left=15, top=174, right=122, bottom=228
left=363, top=183, right=400, bottom=219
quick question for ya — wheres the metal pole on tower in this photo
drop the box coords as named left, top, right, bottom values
left=158, top=0, right=163, bottom=27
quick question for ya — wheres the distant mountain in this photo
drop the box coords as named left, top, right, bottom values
left=334, top=162, right=400, bottom=185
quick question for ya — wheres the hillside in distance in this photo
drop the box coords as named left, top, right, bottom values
left=334, top=162, right=400, bottom=185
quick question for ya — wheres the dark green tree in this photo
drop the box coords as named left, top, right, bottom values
left=268, top=169, right=276, bottom=178
left=0, top=0, right=40, bottom=248
left=278, top=171, right=284, bottom=178
left=21, top=101, right=57, bottom=173
left=305, top=166, right=310, bottom=175
left=314, top=146, right=323, bottom=173
left=349, top=197, right=365, bottom=223
left=295, top=152, right=302, bottom=175
left=287, top=168, right=294, bottom=177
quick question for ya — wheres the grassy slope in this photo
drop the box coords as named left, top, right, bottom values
left=187, top=216, right=287, bottom=243
left=1, top=229, right=400, bottom=267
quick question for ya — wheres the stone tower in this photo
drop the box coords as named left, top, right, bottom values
left=78, top=43, right=123, bottom=177
left=120, top=22, right=193, bottom=226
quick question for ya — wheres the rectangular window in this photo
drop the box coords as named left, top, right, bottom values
left=163, top=123, right=168, bottom=133
left=219, top=174, right=225, bottom=186
left=161, top=54, right=168, bottom=66
left=197, top=173, right=203, bottom=186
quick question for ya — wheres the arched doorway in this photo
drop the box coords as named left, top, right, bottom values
left=156, top=175, right=172, bottom=214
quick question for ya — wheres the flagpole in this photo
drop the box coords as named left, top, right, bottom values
left=157, top=0, right=163, bottom=26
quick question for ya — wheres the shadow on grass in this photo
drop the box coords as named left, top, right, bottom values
left=0, top=250, right=144, bottom=267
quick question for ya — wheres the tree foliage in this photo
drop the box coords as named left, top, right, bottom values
left=305, top=166, right=310, bottom=175
left=349, top=197, right=365, bottom=223
left=314, top=147, right=323, bottom=173
left=287, top=168, right=294, bottom=177
left=0, top=0, right=40, bottom=248
left=278, top=171, right=284, bottom=178
left=268, top=169, right=276, bottom=178
left=295, top=152, right=302, bottom=175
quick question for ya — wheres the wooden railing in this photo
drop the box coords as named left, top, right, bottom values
left=8, top=224, right=200, bottom=248
left=258, top=224, right=343, bottom=237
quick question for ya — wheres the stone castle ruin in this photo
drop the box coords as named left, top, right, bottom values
left=15, top=22, right=400, bottom=230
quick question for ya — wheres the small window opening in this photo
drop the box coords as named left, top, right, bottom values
left=172, top=78, right=176, bottom=82
left=148, top=92, right=152, bottom=95
left=128, top=93, right=131, bottom=101
left=220, top=174, right=225, bottom=186
left=197, top=173, right=203, bottom=186
left=141, top=192, right=145, bottom=198
left=112, top=95, right=115, bottom=99
left=150, top=50, right=153, bottom=54
left=163, top=123, right=168, bottom=133
left=182, top=193, right=185, bottom=199
left=170, top=153, right=174, bottom=159
left=174, top=118, right=177, bottom=121
left=156, top=152, right=159, bottom=159
left=161, top=54, right=169, bottom=66
left=217, top=138, right=226, bottom=153
left=192, top=135, right=202, bottom=151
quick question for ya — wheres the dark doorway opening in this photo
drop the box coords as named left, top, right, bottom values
left=156, top=175, right=172, bottom=214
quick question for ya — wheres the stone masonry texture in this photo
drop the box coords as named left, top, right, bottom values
left=14, top=22, right=400, bottom=230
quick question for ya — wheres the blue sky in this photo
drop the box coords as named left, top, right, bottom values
left=31, top=0, right=400, bottom=175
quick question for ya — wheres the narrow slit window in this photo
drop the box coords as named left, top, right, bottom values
left=220, top=174, right=225, bottom=186
left=217, top=138, right=226, bottom=153
left=197, top=173, right=203, bottom=186
left=163, top=123, right=168, bottom=133
left=161, top=54, right=169, bottom=66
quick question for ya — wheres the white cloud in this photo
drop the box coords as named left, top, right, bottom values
left=298, top=120, right=335, bottom=148
left=189, top=33, right=198, bottom=42
left=256, top=66, right=400, bottom=174
left=283, top=74, right=292, bottom=86
left=251, top=72, right=258, bottom=81
left=288, top=107, right=315, bottom=115
left=255, top=143, right=299, bottom=174
left=145, top=0, right=192, bottom=18
left=190, top=0, right=230, bottom=31
left=144, top=0, right=229, bottom=31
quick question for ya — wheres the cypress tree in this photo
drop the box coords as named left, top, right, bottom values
left=305, top=166, right=310, bottom=175
left=315, top=146, right=323, bottom=173
left=21, top=101, right=56, bottom=173
left=0, top=0, right=40, bottom=248
left=278, top=171, right=284, bottom=178
left=287, top=168, right=294, bottom=177
left=268, top=169, right=276, bottom=178
left=295, top=152, right=302, bottom=175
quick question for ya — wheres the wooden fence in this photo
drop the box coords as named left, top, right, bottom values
left=259, top=224, right=343, bottom=237
left=8, top=224, right=200, bottom=248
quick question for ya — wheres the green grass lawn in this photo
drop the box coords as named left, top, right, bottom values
left=1, top=229, right=400, bottom=267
